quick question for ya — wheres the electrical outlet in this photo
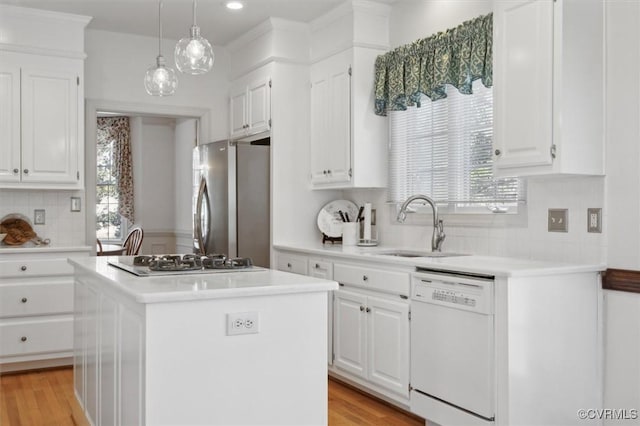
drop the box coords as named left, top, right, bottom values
left=587, top=208, right=602, bottom=233
left=548, top=209, right=568, bottom=232
left=34, top=209, right=45, bottom=225
left=226, top=312, right=260, bottom=336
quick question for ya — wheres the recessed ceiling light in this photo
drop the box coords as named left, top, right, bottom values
left=225, top=1, right=244, bottom=10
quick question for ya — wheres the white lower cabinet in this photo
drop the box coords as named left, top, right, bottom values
left=0, top=248, right=89, bottom=372
left=333, top=287, right=410, bottom=400
left=276, top=252, right=308, bottom=275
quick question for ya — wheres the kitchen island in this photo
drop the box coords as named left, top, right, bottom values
left=69, top=256, right=338, bottom=426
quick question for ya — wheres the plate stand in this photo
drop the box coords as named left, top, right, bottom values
left=322, top=234, right=342, bottom=244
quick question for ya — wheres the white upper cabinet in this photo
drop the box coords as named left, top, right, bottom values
left=0, top=5, right=90, bottom=189
left=309, top=1, right=390, bottom=189
left=230, top=75, right=271, bottom=140
left=310, top=50, right=352, bottom=185
left=493, top=0, right=604, bottom=176
left=0, top=64, right=21, bottom=183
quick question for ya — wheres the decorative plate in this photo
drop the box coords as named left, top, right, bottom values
left=317, top=200, right=359, bottom=238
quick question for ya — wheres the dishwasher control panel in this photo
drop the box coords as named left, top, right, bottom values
left=431, top=288, right=477, bottom=307
left=411, top=271, right=494, bottom=314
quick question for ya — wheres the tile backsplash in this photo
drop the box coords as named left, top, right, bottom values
left=0, top=189, right=86, bottom=247
left=345, top=175, right=606, bottom=265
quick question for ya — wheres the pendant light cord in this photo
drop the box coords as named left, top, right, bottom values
left=158, top=0, right=163, bottom=56
left=192, top=0, right=197, bottom=26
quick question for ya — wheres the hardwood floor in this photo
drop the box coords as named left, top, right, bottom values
left=0, top=368, right=88, bottom=426
left=0, top=368, right=424, bottom=425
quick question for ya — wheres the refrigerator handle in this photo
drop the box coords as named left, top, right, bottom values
left=195, top=177, right=208, bottom=255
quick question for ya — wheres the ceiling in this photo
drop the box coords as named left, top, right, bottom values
left=0, top=0, right=346, bottom=46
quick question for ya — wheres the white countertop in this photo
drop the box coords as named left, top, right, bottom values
left=275, top=243, right=606, bottom=277
left=0, top=245, right=92, bottom=254
left=68, top=256, right=338, bottom=304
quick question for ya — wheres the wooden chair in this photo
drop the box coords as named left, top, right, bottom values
left=96, top=238, right=103, bottom=256
left=122, top=227, right=143, bottom=255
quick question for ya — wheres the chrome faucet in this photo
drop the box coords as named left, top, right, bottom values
left=396, top=194, right=446, bottom=252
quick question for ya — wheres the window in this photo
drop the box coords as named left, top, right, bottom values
left=96, top=137, right=125, bottom=241
left=388, top=80, right=524, bottom=214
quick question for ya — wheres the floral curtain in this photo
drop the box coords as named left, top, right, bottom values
left=97, top=117, right=134, bottom=223
left=374, top=13, right=493, bottom=116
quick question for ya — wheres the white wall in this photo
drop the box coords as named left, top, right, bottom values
left=603, top=1, right=640, bottom=422
left=0, top=189, right=85, bottom=247
left=342, top=0, right=606, bottom=265
left=85, top=29, right=230, bottom=141
left=130, top=116, right=177, bottom=254
left=174, top=118, right=197, bottom=253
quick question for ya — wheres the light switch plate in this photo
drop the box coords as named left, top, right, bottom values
left=548, top=209, right=568, bottom=232
left=70, top=197, right=81, bottom=212
left=587, top=208, right=602, bottom=233
left=34, top=209, right=45, bottom=225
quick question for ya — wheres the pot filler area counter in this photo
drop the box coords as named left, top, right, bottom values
left=68, top=257, right=338, bottom=426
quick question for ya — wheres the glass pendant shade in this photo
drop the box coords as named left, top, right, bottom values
left=145, top=1, right=178, bottom=96
left=144, top=55, right=178, bottom=96
left=175, top=1, right=214, bottom=75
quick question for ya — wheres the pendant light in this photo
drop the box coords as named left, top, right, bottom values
left=174, top=0, right=214, bottom=75
left=144, top=1, right=178, bottom=96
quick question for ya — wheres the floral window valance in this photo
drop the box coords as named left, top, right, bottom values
left=374, top=13, right=493, bottom=116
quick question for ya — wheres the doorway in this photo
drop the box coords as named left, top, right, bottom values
left=86, top=100, right=209, bottom=255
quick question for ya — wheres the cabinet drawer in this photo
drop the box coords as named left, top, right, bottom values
left=0, top=317, right=73, bottom=357
left=334, top=263, right=410, bottom=295
left=0, top=281, right=73, bottom=318
left=0, top=258, right=74, bottom=278
left=277, top=254, right=308, bottom=275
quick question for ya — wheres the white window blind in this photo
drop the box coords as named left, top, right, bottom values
left=388, top=81, right=524, bottom=213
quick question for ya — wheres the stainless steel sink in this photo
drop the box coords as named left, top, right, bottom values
left=374, top=250, right=469, bottom=258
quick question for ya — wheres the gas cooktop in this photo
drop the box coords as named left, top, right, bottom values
left=108, top=254, right=259, bottom=276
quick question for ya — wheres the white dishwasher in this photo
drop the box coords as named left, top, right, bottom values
left=410, top=269, right=495, bottom=426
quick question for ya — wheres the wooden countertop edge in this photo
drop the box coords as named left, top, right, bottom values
left=602, top=268, right=640, bottom=294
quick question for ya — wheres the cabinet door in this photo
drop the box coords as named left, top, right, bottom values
left=333, top=288, right=367, bottom=378
left=367, top=295, right=410, bottom=397
left=21, top=67, right=79, bottom=184
left=310, top=56, right=351, bottom=186
left=493, top=0, right=554, bottom=170
left=247, top=77, right=270, bottom=135
left=230, top=87, right=247, bottom=139
left=0, top=64, right=21, bottom=183
left=326, top=66, right=351, bottom=182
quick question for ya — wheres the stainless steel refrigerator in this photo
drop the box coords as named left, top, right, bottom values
left=193, top=138, right=270, bottom=267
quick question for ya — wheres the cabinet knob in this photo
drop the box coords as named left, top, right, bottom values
left=20, top=336, right=27, bottom=342
left=21, top=297, right=27, bottom=303
left=327, top=169, right=332, bottom=174
left=13, top=168, right=19, bottom=174
left=23, top=169, right=29, bottom=174
left=362, top=275, right=368, bottom=281
left=366, top=307, right=371, bottom=313
left=315, top=263, right=320, bottom=269
left=20, top=265, right=27, bottom=272
left=360, top=305, right=365, bottom=312
left=323, top=170, right=327, bottom=175
left=287, top=263, right=292, bottom=268
left=494, top=149, right=501, bottom=156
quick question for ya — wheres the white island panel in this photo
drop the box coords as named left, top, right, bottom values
left=71, top=257, right=337, bottom=426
